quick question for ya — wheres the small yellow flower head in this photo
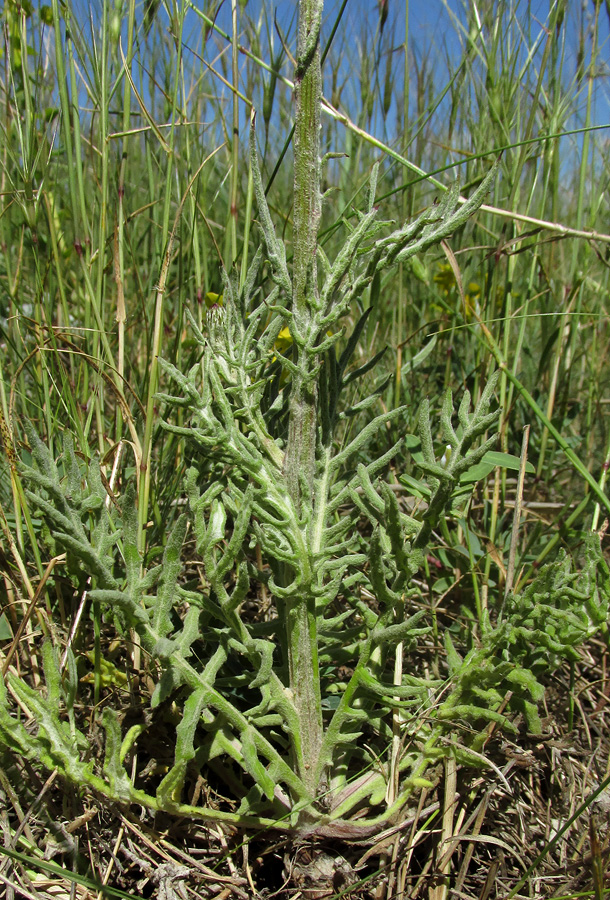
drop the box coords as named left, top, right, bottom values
left=274, top=326, right=293, bottom=354
left=204, top=291, right=223, bottom=309
left=273, top=325, right=333, bottom=356
left=433, top=264, right=455, bottom=293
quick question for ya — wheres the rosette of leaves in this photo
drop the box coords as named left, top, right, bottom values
left=2, top=357, right=609, bottom=836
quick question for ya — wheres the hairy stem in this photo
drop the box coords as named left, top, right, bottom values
left=283, top=0, right=324, bottom=799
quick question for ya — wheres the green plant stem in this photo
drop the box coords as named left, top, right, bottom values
left=283, top=0, right=324, bottom=798
left=226, top=0, right=239, bottom=268
left=286, top=0, right=322, bottom=505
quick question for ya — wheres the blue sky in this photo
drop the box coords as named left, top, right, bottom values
left=58, top=0, right=610, bottom=176
left=192, top=0, right=610, bottom=133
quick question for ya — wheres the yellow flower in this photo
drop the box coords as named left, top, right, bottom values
left=274, top=326, right=293, bottom=354
left=272, top=325, right=334, bottom=358
left=433, top=263, right=455, bottom=293
left=204, top=291, right=223, bottom=309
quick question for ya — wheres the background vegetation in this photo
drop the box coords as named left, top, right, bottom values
left=1, top=0, right=610, bottom=896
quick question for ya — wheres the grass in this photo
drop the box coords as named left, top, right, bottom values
left=1, top=0, right=610, bottom=896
